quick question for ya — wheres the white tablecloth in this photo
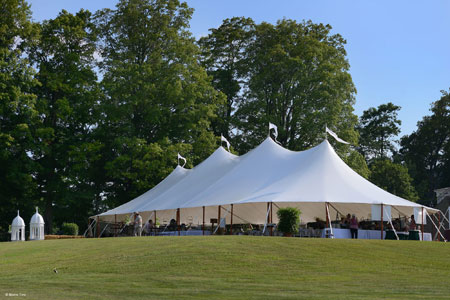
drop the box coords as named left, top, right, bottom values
left=158, top=230, right=210, bottom=236
left=321, top=228, right=432, bottom=241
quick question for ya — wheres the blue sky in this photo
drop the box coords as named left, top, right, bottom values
left=29, top=0, right=450, bottom=137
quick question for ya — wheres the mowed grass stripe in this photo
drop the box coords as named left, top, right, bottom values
left=0, top=236, right=449, bottom=299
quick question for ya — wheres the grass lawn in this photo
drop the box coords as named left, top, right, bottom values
left=0, top=236, right=449, bottom=299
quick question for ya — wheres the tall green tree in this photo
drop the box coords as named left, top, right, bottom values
left=28, top=9, right=100, bottom=232
left=95, top=0, right=224, bottom=209
left=357, top=102, right=401, bottom=160
left=198, top=18, right=367, bottom=177
left=233, top=20, right=358, bottom=153
left=198, top=17, right=255, bottom=139
left=400, top=90, right=450, bottom=205
left=0, top=0, right=38, bottom=235
left=369, top=159, right=418, bottom=201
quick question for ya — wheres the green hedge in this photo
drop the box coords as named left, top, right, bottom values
left=61, top=223, right=79, bottom=236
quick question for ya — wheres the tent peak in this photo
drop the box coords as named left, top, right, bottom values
left=174, top=164, right=187, bottom=171
left=215, top=145, right=238, bottom=158
left=320, top=138, right=333, bottom=148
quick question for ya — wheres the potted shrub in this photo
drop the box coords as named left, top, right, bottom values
left=277, top=207, right=301, bottom=237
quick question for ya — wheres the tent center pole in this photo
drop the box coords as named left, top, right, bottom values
left=325, top=203, right=330, bottom=230
left=230, top=204, right=234, bottom=235
left=177, top=208, right=180, bottom=236
left=218, top=205, right=222, bottom=235
left=421, top=207, right=424, bottom=241
left=202, top=206, right=205, bottom=236
left=154, top=210, right=156, bottom=236
left=270, top=202, right=273, bottom=236
left=380, top=204, right=384, bottom=240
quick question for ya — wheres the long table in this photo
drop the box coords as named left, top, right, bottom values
left=320, top=228, right=432, bottom=241
left=158, top=230, right=210, bottom=236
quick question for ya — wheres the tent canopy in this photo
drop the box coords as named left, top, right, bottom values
left=97, top=137, right=436, bottom=225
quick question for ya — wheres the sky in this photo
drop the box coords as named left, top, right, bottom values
left=28, top=0, right=450, bottom=137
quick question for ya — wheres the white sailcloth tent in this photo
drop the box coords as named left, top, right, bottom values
left=96, top=137, right=438, bottom=227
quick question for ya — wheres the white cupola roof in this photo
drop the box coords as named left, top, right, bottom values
left=12, top=210, right=25, bottom=227
left=30, top=207, right=45, bottom=225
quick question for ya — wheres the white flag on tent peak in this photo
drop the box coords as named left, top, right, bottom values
left=326, top=127, right=350, bottom=145
left=269, top=122, right=278, bottom=139
left=177, top=153, right=187, bottom=167
left=221, top=135, right=231, bottom=152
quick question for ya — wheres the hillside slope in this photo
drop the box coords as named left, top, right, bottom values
left=0, top=236, right=449, bottom=299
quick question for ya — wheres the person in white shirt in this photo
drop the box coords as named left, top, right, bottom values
left=133, top=212, right=143, bottom=236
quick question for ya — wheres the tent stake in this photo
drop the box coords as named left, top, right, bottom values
left=230, top=204, right=233, bottom=235
left=202, top=206, right=205, bottom=236
left=380, top=204, right=384, bottom=240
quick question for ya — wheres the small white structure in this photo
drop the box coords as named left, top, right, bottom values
left=29, top=207, right=45, bottom=240
left=11, top=211, right=25, bottom=242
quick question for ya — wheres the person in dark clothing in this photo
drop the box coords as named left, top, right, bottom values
left=350, top=214, right=358, bottom=239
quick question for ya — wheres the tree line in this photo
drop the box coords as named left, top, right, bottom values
left=1, top=0, right=449, bottom=235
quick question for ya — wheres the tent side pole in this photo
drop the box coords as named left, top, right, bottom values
left=230, top=204, right=233, bottom=235
left=425, top=210, right=446, bottom=241
left=431, top=213, right=435, bottom=241
left=114, top=214, right=117, bottom=237
left=325, top=202, right=330, bottom=230
left=96, top=216, right=100, bottom=238
left=385, top=208, right=399, bottom=240
left=438, top=213, right=441, bottom=241
left=218, top=205, right=222, bottom=235
left=177, top=208, right=180, bottom=236
left=202, top=206, right=205, bottom=236
left=85, top=218, right=91, bottom=238
left=270, top=202, right=273, bottom=236
left=380, top=204, right=384, bottom=240
left=421, top=207, right=424, bottom=241
left=154, top=210, right=156, bottom=236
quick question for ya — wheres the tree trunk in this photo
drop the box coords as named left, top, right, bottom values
left=44, top=199, right=53, bottom=235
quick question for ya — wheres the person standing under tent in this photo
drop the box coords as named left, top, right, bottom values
left=350, top=214, right=358, bottom=239
left=144, top=219, right=154, bottom=236
left=408, top=214, right=416, bottom=231
left=344, top=213, right=351, bottom=229
left=133, top=212, right=143, bottom=236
